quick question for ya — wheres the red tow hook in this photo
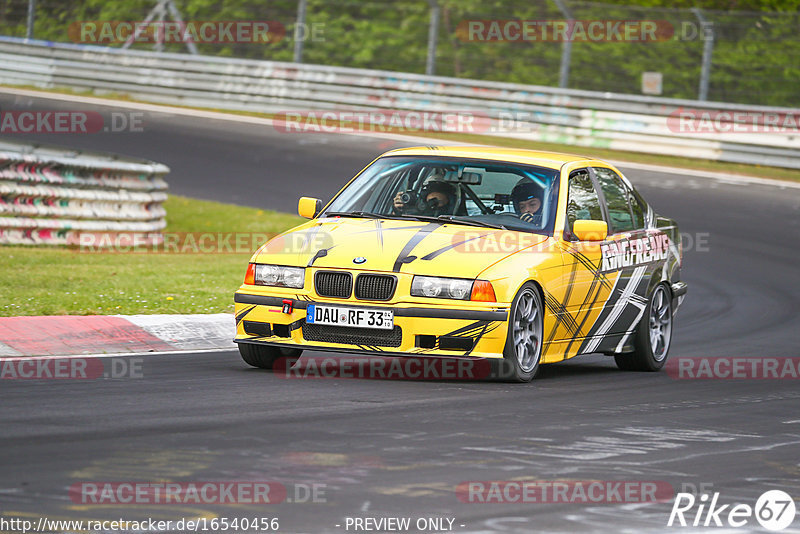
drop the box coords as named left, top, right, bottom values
left=281, top=299, right=293, bottom=314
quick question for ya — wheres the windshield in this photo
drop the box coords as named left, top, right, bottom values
left=323, top=156, right=561, bottom=234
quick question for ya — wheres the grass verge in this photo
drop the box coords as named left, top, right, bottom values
left=0, top=195, right=302, bottom=316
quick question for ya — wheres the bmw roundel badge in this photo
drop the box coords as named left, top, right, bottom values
left=353, top=257, right=367, bottom=264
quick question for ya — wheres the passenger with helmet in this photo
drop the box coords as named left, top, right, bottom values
left=510, top=180, right=544, bottom=224
left=393, top=172, right=458, bottom=217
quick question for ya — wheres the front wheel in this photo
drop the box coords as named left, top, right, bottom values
left=495, top=282, right=544, bottom=382
left=239, top=343, right=302, bottom=370
left=615, top=283, right=672, bottom=372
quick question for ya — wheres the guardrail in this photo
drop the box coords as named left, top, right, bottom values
left=1, top=36, right=799, bottom=170
left=0, top=139, right=168, bottom=245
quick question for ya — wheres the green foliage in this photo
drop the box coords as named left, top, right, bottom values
left=1, top=0, right=797, bottom=105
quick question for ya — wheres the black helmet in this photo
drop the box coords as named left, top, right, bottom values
left=510, top=181, right=543, bottom=213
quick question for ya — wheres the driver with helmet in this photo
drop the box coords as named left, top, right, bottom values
left=510, top=180, right=544, bottom=223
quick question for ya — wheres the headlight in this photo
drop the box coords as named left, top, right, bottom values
left=411, top=276, right=473, bottom=300
left=254, top=264, right=305, bottom=289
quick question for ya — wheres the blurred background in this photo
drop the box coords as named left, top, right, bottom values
left=1, top=0, right=799, bottom=106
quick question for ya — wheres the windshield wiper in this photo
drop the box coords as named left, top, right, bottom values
left=436, top=215, right=507, bottom=229
left=399, top=214, right=506, bottom=229
left=325, top=212, right=506, bottom=230
left=324, top=211, right=407, bottom=221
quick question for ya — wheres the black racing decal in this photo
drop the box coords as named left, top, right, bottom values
left=464, top=323, right=490, bottom=356
left=392, top=222, right=441, bottom=272
left=442, top=320, right=493, bottom=338
left=308, top=247, right=332, bottom=267
left=562, top=256, right=622, bottom=355
left=235, top=305, right=257, bottom=325
left=574, top=266, right=649, bottom=355
left=564, top=272, right=609, bottom=355
left=420, top=232, right=492, bottom=261
left=545, top=246, right=580, bottom=342
left=600, top=233, right=669, bottom=273
left=578, top=266, right=649, bottom=352
left=408, top=320, right=501, bottom=355
left=543, top=291, right=580, bottom=341
left=353, top=224, right=430, bottom=235
left=562, top=243, right=612, bottom=290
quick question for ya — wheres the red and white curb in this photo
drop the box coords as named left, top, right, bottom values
left=0, top=314, right=234, bottom=357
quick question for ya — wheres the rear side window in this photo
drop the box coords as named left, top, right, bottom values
left=627, top=188, right=647, bottom=229
left=566, top=169, right=603, bottom=236
left=593, top=167, right=640, bottom=233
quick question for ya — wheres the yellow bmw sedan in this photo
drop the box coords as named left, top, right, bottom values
left=234, top=146, right=687, bottom=382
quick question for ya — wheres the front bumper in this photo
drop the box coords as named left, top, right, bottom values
left=234, top=292, right=509, bottom=358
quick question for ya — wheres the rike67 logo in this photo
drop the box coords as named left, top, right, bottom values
left=668, top=490, right=796, bottom=531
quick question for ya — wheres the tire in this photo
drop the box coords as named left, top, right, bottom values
left=615, top=283, right=673, bottom=372
left=494, top=282, right=544, bottom=382
left=239, top=343, right=302, bottom=370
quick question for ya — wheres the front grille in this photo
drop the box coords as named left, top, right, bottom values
left=315, top=271, right=352, bottom=298
left=302, top=324, right=402, bottom=348
left=355, top=274, right=396, bottom=301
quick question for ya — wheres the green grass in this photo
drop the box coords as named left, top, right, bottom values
left=4, top=84, right=800, bottom=183
left=0, top=196, right=302, bottom=316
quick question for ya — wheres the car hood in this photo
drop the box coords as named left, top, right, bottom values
left=252, top=217, right=549, bottom=278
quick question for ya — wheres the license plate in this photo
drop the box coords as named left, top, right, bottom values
left=306, top=304, right=394, bottom=330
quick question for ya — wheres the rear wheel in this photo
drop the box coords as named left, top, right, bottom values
left=615, top=283, right=672, bottom=372
left=494, top=282, right=543, bottom=382
left=239, top=343, right=302, bottom=370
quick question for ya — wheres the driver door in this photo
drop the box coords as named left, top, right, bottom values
left=553, top=169, right=620, bottom=351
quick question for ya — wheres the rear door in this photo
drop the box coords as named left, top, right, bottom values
left=582, top=166, right=655, bottom=348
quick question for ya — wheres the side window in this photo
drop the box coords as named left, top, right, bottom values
left=628, top=188, right=647, bottom=229
left=566, top=169, right=603, bottom=236
left=593, top=167, right=637, bottom=233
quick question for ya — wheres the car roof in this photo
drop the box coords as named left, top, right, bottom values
left=379, top=146, right=597, bottom=170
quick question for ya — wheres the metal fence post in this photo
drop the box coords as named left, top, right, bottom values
left=165, top=0, right=199, bottom=54
left=692, top=8, right=714, bottom=101
left=294, top=0, right=308, bottom=63
left=426, top=0, right=440, bottom=76
left=552, top=0, right=573, bottom=89
left=26, top=0, right=35, bottom=39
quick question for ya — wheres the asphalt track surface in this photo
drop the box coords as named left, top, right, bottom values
left=1, top=92, right=800, bottom=533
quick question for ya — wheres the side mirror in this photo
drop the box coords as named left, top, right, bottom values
left=298, top=197, right=322, bottom=219
left=572, top=220, right=607, bottom=241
